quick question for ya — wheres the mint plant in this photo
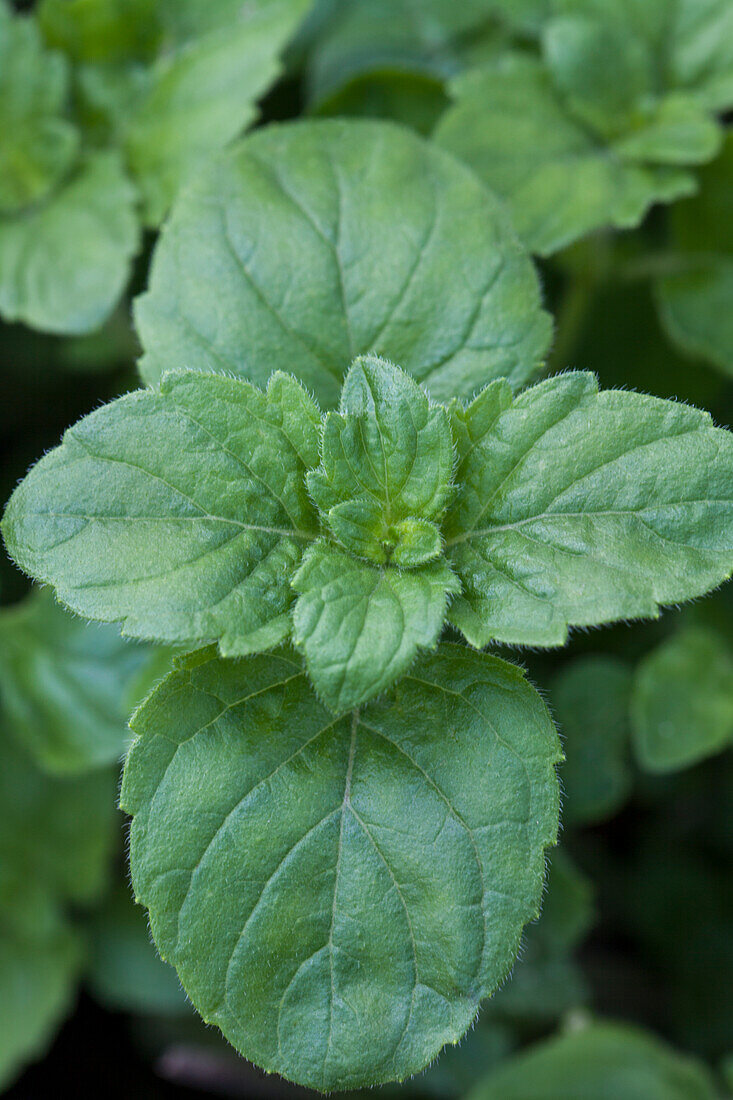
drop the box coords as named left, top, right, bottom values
left=0, top=0, right=310, bottom=333
left=3, top=334, right=733, bottom=1086
left=2, top=5, right=733, bottom=1094
left=435, top=0, right=733, bottom=255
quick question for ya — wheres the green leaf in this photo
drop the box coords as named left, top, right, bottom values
left=435, top=54, right=715, bottom=256
left=0, top=4, right=79, bottom=214
left=0, top=588, right=162, bottom=775
left=0, top=720, right=117, bottom=904
left=2, top=370, right=320, bottom=653
left=631, top=627, right=733, bottom=773
left=445, top=372, right=733, bottom=648
left=0, top=870, right=80, bottom=1092
left=551, top=656, right=633, bottom=824
left=292, top=542, right=458, bottom=711
left=656, top=133, right=733, bottom=378
left=85, top=882, right=188, bottom=1016
left=0, top=150, right=138, bottom=334
left=467, top=1021, right=719, bottom=1100
left=38, top=0, right=163, bottom=64
left=125, top=0, right=312, bottom=226
left=482, top=850, right=592, bottom=1025
left=135, top=118, right=552, bottom=405
left=120, top=644, right=561, bottom=1089
left=308, top=356, right=454, bottom=562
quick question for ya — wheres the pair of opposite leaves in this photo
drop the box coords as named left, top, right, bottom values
left=4, top=348, right=733, bottom=1089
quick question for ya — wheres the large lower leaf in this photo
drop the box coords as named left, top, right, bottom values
left=2, top=370, right=320, bottom=652
left=135, top=118, right=552, bottom=405
left=0, top=587, right=163, bottom=775
left=0, top=872, right=80, bottom=1092
left=0, top=151, right=138, bottom=334
left=292, top=543, right=459, bottom=710
left=631, top=627, right=733, bottom=772
left=467, top=1021, right=718, bottom=1100
left=121, top=644, right=561, bottom=1089
left=446, top=372, right=733, bottom=647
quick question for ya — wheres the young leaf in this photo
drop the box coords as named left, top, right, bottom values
left=121, top=644, right=561, bottom=1090
left=124, top=0, right=312, bottom=226
left=0, top=588, right=163, bottom=775
left=445, top=372, right=733, bottom=648
left=0, top=4, right=79, bottom=214
left=435, top=54, right=715, bottom=256
left=551, top=656, right=633, bottom=825
left=656, top=133, right=733, bottom=378
left=309, top=356, right=454, bottom=535
left=467, top=1021, right=719, bottom=1100
left=135, top=118, right=552, bottom=405
left=0, top=871, right=80, bottom=1092
left=2, top=370, right=320, bottom=653
left=0, top=722, right=117, bottom=904
left=292, top=543, right=459, bottom=711
left=631, top=627, right=733, bottom=773
left=0, top=150, right=138, bottom=334
left=38, top=0, right=163, bottom=65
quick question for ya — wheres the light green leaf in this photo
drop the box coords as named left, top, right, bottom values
left=631, top=627, right=733, bottom=773
left=0, top=150, right=138, bottom=334
left=292, top=542, right=458, bottom=711
left=551, top=656, right=633, bottom=824
left=435, top=55, right=715, bottom=256
left=2, top=370, right=320, bottom=653
left=125, top=0, right=311, bottom=226
left=656, top=133, right=733, bottom=377
left=121, top=644, right=561, bottom=1089
left=553, top=0, right=733, bottom=113
left=0, top=4, right=79, bottom=215
left=0, top=721, right=117, bottom=904
left=85, top=882, right=188, bottom=1016
left=0, top=871, right=80, bottom=1092
left=0, top=588, right=162, bottom=775
left=445, top=371, right=733, bottom=648
left=467, top=1021, right=719, bottom=1100
left=308, top=357, right=454, bottom=562
left=135, top=118, right=552, bottom=405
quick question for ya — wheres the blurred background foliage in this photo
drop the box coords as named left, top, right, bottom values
left=1, top=0, right=732, bottom=1096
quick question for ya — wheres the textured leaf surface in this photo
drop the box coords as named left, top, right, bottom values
left=135, top=119, right=552, bottom=405
left=551, top=656, right=632, bottom=824
left=468, top=1022, right=718, bottom=1100
left=0, top=722, right=117, bottom=904
left=0, top=872, right=80, bottom=1092
left=435, top=55, right=713, bottom=256
left=656, top=133, right=733, bottom=377
left=2, top=371, right=320, bottom=652
left=631, top=627, right=733, bottom=773
left=0, top=588, right=160, bottom=774
left=0, top=4, right=79, bottom=214
left=445, top=372, right=733, bottom=647
left=309, top=356, right=453, bottom=562
left=292, top=543, right=458, bottom=711
left=121, top=645, right=561, bottom=1089
left=125, top=0, right=311, bottom=225
left=0, top=151, right=138, bottom=334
